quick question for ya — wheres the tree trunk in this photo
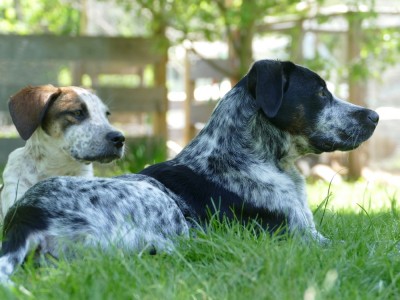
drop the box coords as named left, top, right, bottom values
left=347, top=13, right=365, bottom=180
left=228, top=26, right=255, bottom=85
left=153, top=23, right=169, bottom=141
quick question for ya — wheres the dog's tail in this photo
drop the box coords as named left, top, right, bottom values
left=0, top=205, right=50, bottom=284
left=0, top=224, right=32, bottom=284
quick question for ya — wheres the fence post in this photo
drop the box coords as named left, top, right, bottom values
left=347, top=12, right=366, bottom=180
left=153, top=37, right=168, bottom=141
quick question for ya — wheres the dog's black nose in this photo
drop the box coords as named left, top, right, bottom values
left=106, top=131, right=125, bottom=148
left=368, top=110, right=379, bottom=125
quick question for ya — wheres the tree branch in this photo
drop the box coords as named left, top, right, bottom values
left=185, top=41, right=237, bottom=79
left=214, top=0, right=240, bottom=56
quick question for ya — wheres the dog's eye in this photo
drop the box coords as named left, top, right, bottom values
left=71, top=110, right=85, bottom=119
left=106, top=111, right=111, bottom=118
left=317, top=90, right=327, bottom=98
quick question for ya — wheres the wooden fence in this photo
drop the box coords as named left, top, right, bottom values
left=0, top=34, right=168, bottom=165
left=184, top=52, right=232, bottom=144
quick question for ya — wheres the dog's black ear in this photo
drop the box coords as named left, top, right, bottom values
left=8, top=85, right=61, bottom=140
left=247, top=60, right=285, bottom=118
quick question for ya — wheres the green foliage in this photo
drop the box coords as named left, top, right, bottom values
left=129, top=0, right=400, bottom=83
left=130, top=0, right=300, bottom=77
left=117, top=137, right=167, bottom=173
left=362, top=27, right=400, bottom=77
left=0, top=0, right=81, bottom=34
left=302, top=2, right=400, bottom=84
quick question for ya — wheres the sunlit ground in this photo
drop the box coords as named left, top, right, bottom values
left=308, top=173, right=399, bottom=214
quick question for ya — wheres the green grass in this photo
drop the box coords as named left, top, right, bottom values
left=0, top=180, right=399, bottom=299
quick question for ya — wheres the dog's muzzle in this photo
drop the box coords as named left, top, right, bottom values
left=310, top=108, right=379, bottom=153
left=73, top=130, right=126, bottom=163
left=106, top=131, right=125, bottom=150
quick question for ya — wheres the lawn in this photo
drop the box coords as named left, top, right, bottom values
left=0, top=179, right=399, bottom=300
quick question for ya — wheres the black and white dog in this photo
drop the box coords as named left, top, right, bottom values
left=0, top=60, right=378, bottom=283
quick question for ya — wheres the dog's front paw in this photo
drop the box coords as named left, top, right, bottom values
left=310, top=231, right=331, bottom=246
left=0, top=275, right=14, bottom=287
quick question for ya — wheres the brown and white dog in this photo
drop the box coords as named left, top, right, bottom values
left=0, top=85, right=125, bottom=219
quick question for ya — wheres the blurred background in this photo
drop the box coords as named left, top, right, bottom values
left=0, top=0, right=399, bottom=184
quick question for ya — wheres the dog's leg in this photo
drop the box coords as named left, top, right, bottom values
left=286, top=167, right=330, bottom=245
left=288, top=206, right=330, bottom=245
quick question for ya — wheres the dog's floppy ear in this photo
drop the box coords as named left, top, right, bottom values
left=8, top=85, right=62, bottom=140
left=247, top=60, right=285, bottom=118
